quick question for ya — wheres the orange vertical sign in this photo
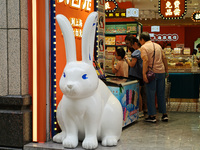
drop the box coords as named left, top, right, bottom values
left=55, top=1, right=94, bottom=105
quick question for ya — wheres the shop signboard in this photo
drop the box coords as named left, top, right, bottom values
left=149, top=33, right=179, bottom=41
left=158, top=0, right=187, bottom=20
left=97, top=1, right=106, bottom=70
left=191, top=11, right=200, bottom=22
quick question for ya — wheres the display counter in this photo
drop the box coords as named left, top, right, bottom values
left=102, top=76, right=139, bottom=127
left=168, top=72, right=200, bottom=99
left=168, top=68, right=200, bottom=73
left=165, top=54, right=200, bottom=99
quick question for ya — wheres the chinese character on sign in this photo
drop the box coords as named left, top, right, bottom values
left=71, top=0, right=81, bottom=8
left=174, top=0, right=180, bottom=8
left=70, top=18, right=83, bottom=37
left=174, top=8, right=181, bottom=16
left=165, top=9, right=173, bottom=16
left=173, top=0, right=181, bottom=16
left=195, top=14, right=200, bottom=20
left=165, top=1, right=173, bottom=16
left=105, top=2, right=111, bottom=10
left=70, top=18, right=83, bottom=28
left=70, top=18, right=76, bottom=27
left=82, top=0, right=91, bottom=11
left=165, top=1, right=172, bottom=8
left=173, top=35, right=177, bottom=40
left=74, top=29, right=82, bottom=37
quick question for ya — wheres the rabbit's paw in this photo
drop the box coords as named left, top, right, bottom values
left=82, top=136, right=98, bottom=149
left=53, top=132, right=65, bottom=143
left=62, top=136, right=78, bottom=148
left=102, top=136, right=118, bottom=146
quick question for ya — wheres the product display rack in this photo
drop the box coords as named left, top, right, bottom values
left=105, top=21, right=143, bottom=73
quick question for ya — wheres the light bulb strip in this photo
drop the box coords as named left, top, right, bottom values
left=50, top=0, right=57, bottom=137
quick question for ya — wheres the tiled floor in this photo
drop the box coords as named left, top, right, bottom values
left=24, top=112, right=200, bottom=150
left=167, top=102, right=200, bottom=112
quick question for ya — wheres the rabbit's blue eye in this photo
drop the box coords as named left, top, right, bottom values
left=89, top=54, right=91, bottom=60
left=63, top=72, right=66, bottom=78
left=93, top=23, right=95, bottom=26
left=82, top=74, right=88, bottom=80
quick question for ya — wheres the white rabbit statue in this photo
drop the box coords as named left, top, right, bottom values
left=53, top=12, right=123, bottom=149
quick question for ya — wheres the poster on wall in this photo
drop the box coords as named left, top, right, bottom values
left=98, top=0, right=105, bottom=10
left=97, top=34, right=105, bottom=69
left=97, top=0, right=105, bottom=70
left=98, top=35, right=105, bottom=52
left=98, top=12, right=105, bottom=33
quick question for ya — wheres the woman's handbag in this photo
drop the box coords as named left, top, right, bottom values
left=146, top=43, right=156, bottom=82
left=146, top=68, right=155, bottom=82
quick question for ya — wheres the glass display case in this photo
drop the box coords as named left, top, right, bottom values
left=166, top=54, right=194, bottom=72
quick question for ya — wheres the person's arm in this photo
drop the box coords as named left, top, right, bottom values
left=111, top=56, right=118, bottom=74
left=162, top=51, right=169, bottom=78
left=142, top=55, right=149, bottom=83
left=140, top=47, right=149, bottom=83
left=125, top=56, right=137, bottom=67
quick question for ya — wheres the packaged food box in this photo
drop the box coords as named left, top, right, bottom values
left=105, top=25, right=116, bottom=34
left=116, top=35, right=126, bottom=45
left=127, top=24, right=137, bottom=33
left=105, top=36, right=116, bottom=45
left=116, top=24, right=127, bottom=33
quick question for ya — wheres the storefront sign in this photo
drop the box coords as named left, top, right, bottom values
left=191, top=11, right=200, bottom=22
left=57, top=0, right=92, bottom=11
left=158, top=0, right=187, bottom=19
left=126, top=8, right=139, bottom=17
left=105, top=0, right=118, bottom=13
left=149, top=33, right=179, bottom=41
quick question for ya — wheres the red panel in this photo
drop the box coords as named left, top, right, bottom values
left=185, top=26, right=200, bottom=52
left=117, top=2, right=133, bottom=9
left=37, top=0, right=46, bottom=142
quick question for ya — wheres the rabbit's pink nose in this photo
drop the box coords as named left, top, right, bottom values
left=67, top=85, right=73, bottom=89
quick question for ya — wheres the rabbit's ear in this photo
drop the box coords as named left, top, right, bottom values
left=56, top=14, right=76, bottom=63
left=82, top=12, right=98, bottom=64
